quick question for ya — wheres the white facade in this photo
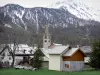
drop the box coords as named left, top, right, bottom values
left=0, top=50, right=13, bottom=66
left=48, top=45, right=70, bottom=71
left=49, top=54, right=61, bottom=71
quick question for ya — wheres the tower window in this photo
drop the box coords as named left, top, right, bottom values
left=45, top=40, right=47, bottom=42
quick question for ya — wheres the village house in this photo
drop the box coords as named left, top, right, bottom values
left=49, top=46, right=85, bottom=71
left=41, top=25, right=86, bottom=71
left=80, top=46, right=92, bottom=64
left=0, top=45, right=12, bottom=67
left=0, top=44, right=36, bottom=67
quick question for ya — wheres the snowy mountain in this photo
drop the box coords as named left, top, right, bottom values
left=0, top=4, right=99, bottom=31
left=48, top=0, right=100, bottom=22
left=0, top=3, right=100, bottom=45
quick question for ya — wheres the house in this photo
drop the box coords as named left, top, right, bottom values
left=0, top=45, right=13, bottom=67
left=80, top=46, right=92, bottom=64
left=48, top=46, right=85, bottom=71
left=0, top=44, right=36, bottom=67
left=9, top=44, right=36, bottom=65
left=42, top=25, right=85, bottom=71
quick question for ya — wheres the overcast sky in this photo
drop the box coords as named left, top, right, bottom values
left=0, top=0, right=58, bottom=7
left=0, top=0, right=100, bottom=9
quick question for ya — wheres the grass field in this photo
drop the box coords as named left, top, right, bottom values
left=0, top=68, right=100, bottom=75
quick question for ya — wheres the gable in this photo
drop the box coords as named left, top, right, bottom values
left=63, top=50, right=84, bottom=61
left=71, top=50, right=84, bottom=61
left=0, top=46, right=11, bottom=55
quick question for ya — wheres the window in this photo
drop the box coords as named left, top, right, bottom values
left=23, top=49, right=26, bottom=54
left=30, top=50, right=32, bottom=54
left=1, top=56, right=4, bottom=59
left=9, top=57, right=11, bottom=60
left=45, top=40, right=47, bottom=42
left=65, top=64, right=69, bottom=68
left=2, top=53, right=5, bottom=56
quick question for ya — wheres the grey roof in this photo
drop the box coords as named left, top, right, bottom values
left=48, top=45, right=70, bottom=54
left=80, top=46, right=92, bottom=54
left=63, top=48, right=79, bottom=56
left=0, top=44, right=36, bottom=55
left=41, top=48, right=50, bottom=58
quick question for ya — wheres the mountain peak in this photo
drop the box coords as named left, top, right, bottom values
left=48, top=0, right=100, bottom=22
left=0, top=3, right=100, bottom=45
left=3, top=4, right=24, bottom=9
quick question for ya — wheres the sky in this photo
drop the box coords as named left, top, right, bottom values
left=0, top=0, right=100, bottom=9
left=0, top=0, right=58, bottom=7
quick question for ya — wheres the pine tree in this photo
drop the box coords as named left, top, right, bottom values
left=33, top=46, right=44, bottom=69
left=89, top=40, right=100, bottom=69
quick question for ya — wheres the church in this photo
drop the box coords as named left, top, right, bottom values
left=42, top=25, right=85, bottom=71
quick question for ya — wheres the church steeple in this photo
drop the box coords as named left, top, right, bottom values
left=43, top=25, right=51, bottom=49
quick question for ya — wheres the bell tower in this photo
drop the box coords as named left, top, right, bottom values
left=43, top=25, right=51, bottom=49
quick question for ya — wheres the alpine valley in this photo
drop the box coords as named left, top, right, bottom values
left=0, top=0, right=100, bottom=46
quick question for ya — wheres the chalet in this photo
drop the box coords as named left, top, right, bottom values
left=48, top=46, right=85, bottom=71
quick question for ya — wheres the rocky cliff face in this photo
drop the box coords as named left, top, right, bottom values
left=0, top=4, right=100, bottom=45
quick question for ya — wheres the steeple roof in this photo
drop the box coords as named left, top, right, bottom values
left=44, top=25, right=49, bottom=35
